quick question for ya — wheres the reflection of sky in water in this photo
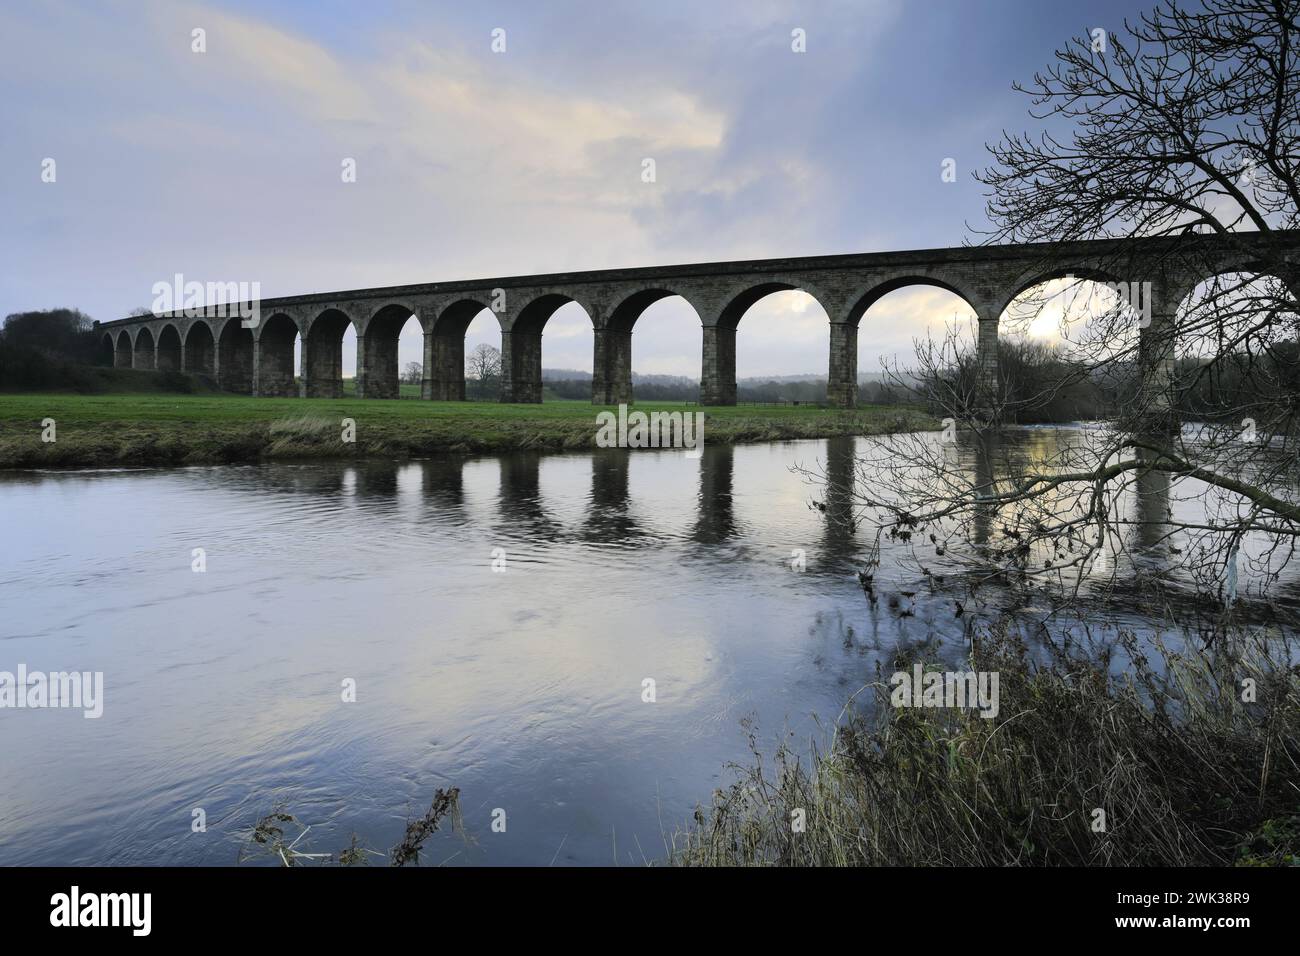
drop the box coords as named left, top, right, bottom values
left=0, top=430, right=1292, bottom=865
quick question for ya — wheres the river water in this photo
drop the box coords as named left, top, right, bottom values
left=0, top=429, right=1291, bottom=865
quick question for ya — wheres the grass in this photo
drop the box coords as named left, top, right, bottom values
left=669, top=620, right=1300, bottom=866
left=0, top=388, right=935, bottom=468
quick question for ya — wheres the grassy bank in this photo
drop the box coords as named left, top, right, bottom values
left=670, top=622, right=1300, bottom=866
left=0, top=391, right=935, bottom=468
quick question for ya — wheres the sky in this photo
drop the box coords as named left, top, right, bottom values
left=0, top=0, right=1153, bottom=379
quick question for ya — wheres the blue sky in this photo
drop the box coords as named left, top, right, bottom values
left=0, top=0, right=1150, bottom=378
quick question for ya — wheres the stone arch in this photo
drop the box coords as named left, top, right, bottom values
left=217, top=318, right=254, bottom=393
left=428, top=297, right=498, bottom=401
left=599, top=287, right=706, bottom=404
left=1168, top=257, right=1300, bottom=419
left=133, top=326, right=156, bottom=370
left=1172, top=260, right=1298, bottom=321
left=502, top=292, right=596, bottom=403
left=715, top=279, right=831, bottom=331
left=512, top=292, right=598, bottom=335
left=359, top=302, right=420, bottom=399
left=114, top=329, right=132, bottom=368
left=183, top=319, right=216, bottom=376
left=1167, top=264, right=1300, bottom=411
left=848, top=275, right=980, bottom=326
left=255, top=312, right=300, bottom=397
left=986, top=263, right=1139, bottom=419
left=995, top=264, right=1141, bottom=368
left=704, top=279, right=832, bottom=406
left=995, top=263, right=1127, bottom=321
left=156, top=323, right=182, bottom=371
left=303, top=308, right=359, bottom=398
left=606, top=287, right=705, bottom=333
left=98, top=331, right=115, bottom=367
left=839, top=275, right=982, bottom=408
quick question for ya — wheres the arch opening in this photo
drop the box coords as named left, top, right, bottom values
left=462, top=306, right=501, bottom=401
left=610, top=291, right=702, bottom=404
left=304, top=309, right=356, bottom=398
left=361, top=304, right=418, bottom=399
left=133, top=327, right=156, bottom=370
left=114, top=330, right=132, bottom=368
left=183, top=321, right=216, bottom=377
left=714, top=285, right=828, bottom=406
left=997, top=277, right=1129, bottom=422
left=855, top=284, right=977, bottom=408
left=217, top=319, right=254, bottom=394
left=97, top=332, right=114, bottom=367
left=1173, top=270, right=1300, bottom=421
left=157, top=324, right=181, bottom=371
left=504, top=295, right=592, bottom=403
left=256, top=313, right=300, bottom=397
left=431, top=299, right=495, bottom=401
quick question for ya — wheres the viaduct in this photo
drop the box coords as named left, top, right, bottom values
left=92, top=232, right=1299, bottom=409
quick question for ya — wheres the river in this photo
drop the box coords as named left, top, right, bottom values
left=0, top=429, right=1292, bottom=865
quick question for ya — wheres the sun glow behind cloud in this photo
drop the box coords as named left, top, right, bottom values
left=0, top=0, right=1147, bottom=379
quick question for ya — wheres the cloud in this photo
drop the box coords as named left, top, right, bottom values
left=0, top=0, right=1094, bottom=379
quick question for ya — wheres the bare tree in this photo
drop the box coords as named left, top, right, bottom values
left=838, top=0, right=1300, bottom=614
left=401, top=361, right=423, bottom=386
left=466, top=343, right=502, bottom=400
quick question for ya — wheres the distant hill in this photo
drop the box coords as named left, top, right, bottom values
left=538, top=368, right=913, bottom=400
left=542, top=368, right=696, bottom=386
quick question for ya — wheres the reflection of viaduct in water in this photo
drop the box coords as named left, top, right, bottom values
left=93, top=232, right=1298, bottom=407
left=690, top=445, right=737, bottom=545
left=971, top=431, right=1001, bottom=550
left=495, top=452, right=565, bottom=542
left=579, top=450, right=644, bottom=544
left=964, top=431, right=1175, bottom=565
left=818, top=436, right=861, bottom=566
left=1131, top=447, right=1173, bottom=556
left=232, top=438, right=887, bottom=563
left=420, top=456, right=466, bottom=517
left=350, top=461, right=400, bottom=499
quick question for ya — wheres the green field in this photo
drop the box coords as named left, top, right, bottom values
left=0, top=389, right=936, bottom=469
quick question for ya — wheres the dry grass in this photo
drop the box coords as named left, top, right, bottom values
left=670, top=620, right=1300, bottom=866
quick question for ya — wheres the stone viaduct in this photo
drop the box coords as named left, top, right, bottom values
left=93, top=232, right=1299, bottom=409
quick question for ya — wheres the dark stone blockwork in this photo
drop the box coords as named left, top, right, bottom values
left=94, top=233, right=1299, bottom=407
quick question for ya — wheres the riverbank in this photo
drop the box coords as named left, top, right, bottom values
left=669, top=620, right=1300, bottom=866
left=0, top=392, right=936, bottom=468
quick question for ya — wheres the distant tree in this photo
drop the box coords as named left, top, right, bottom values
left=737, top=378, right=829, bottom=404
left=401, top=361, right=423, bottom=385
left=0, top=308, right=101, bottom=387
left=467, top=344, right=502, bottom=399
left=631, top=380, right=701, bottom=402
left=1, top=308, right=95, bottom=355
